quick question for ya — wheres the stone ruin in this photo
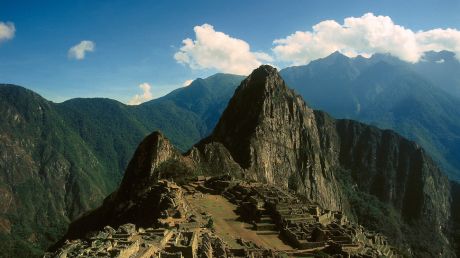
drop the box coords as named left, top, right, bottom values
left=46, top=177, right=399, bottom=257
left=46, top=179, right=286, bottom=258
left=212, top=176, right=398, bottom=257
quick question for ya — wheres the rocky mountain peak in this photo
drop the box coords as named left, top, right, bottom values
left=118, top=131, right=180, bottom=197
left=208, top=65, right=313, bottom=168
left=55, top=65, right=454, bottom=257
left=239, top=64, right=282, bottom=91
left=321, top=51, right=349, bottom=63
left=204, top=65, right=346, bottom=211
left=234, top=65, right=293, bottom=104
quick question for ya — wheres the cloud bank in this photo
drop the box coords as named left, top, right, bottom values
left=128, top=83, right=153, bottom=105
left=68, top=40, right=95, bottom=60
left=175, top=14, right=460, bottom=73
left=272, top=13, right=460, bottom=65
left=174, top=24, right=272, bottom=75
left=0, top=21, right=15, bottom=43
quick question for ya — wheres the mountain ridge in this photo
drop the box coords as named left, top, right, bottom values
left=0, top=73, right=245, bottom=257
left=280, top=51, right=460, bottom=182
left=56, top=65, right=453, bottom=257
left=2, top=51, right=460, bottom=256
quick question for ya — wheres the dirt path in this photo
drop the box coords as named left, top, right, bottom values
left=186, top=194, right=292, bottom=251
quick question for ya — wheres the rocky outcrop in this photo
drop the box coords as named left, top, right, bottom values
left=56, top=65, right=454, bottom=257
left=198, top=65, right=345, bottom=211
left=334, top=118, right=450, bottom=225
left=117, top=131, right=182, bottom=198
left=48, top=177, right=398, bottom=258
left=53, top=179, right=188, bottom=249
left=198, top=66, right=451, bottom=255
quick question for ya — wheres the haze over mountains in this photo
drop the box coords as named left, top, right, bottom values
left=1, top=51, right=460, bottom=256
left=281, top=51, right=460, bottom=182
left=53, top=66, right=453, bottom=257
left=0, top=74, right=244, bottom=256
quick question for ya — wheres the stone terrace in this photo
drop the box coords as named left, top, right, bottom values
left=46, top=177, right=398, bottom=257
left=208, top=176, right=399, bottom=257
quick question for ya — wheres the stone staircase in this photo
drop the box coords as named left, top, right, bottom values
left=254, top=208, right=279, bottom=235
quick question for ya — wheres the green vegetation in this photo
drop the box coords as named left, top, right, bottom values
left=3, top=53, right=460, bottom=257
left=336, top=167, right=449, bottom=257
left=205, top=218, right=214, bottom=229
left=0, top=85, right=116, bottom=257
left=281, top=52, right=460, bottom=182
left=336, top=168, right=405, bottom=244
left=0, top=74, right=245, bottom=257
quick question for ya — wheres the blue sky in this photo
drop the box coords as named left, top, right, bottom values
left=0, top=0, right=459, bottom=103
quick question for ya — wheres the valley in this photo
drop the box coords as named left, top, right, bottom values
left=48, top=65, right=455, bottom=257
left=2, top=3, right=460, bottom=257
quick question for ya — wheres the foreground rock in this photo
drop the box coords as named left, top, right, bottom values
left=52, top=65, right=454, bottom=257
left=46, top=177, right=397, bottom=257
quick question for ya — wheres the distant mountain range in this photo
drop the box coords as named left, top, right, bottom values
left=281, top=51, right=460, bottom=182
left=0, top=74, right=244, bottom=256
left=54, top=66, right=454, bottom=257
left=1, top=50, right=460, bottom=256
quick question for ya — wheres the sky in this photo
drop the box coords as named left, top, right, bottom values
left=0, top=0, right=459, bottom=104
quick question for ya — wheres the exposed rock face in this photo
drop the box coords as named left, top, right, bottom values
left=1, top=75, right=245, bottom=256
left=334, top=118, right=450, bottom=225
left=200, top=66, right=451, bottom=255
left=55, top=179, right=188, bottom=247
left=117, top=131, right=181, bottom=197
left=200, top=65, right=344, bottom=211
left=57, top=65, right=453, bottom=257
left=48, top=177, right=398, bottom=258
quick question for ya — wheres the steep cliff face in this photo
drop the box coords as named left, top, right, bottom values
left=315, top=112, right=452, bottom=255
left=335, top=118, right=450, bottom=225
left=202, top=66, right=344, bottom=211
left=53, top=132, right=186, bottom=246
left=0, top=74, right=244, bottom=257
left=0, top=85, right=116, bottom=256
left=58, top=65, right=453, bottom=256
left=280, top=52, right=460, bottom=183
left=201, top=66, right=451, bottom=255
left=117, top=131, right=181, bottom=196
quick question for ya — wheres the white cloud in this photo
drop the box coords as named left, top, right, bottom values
left=272, top=13, right=460, bottom=65
left=416, top=28, right=460, bottom=57
left=174, top=24, right=272, bottom=75
left=435, top=59, right=445, bottom=64
left=183, top=79, right=193, bottom=87
left=68, top=40, right=95, bottom=60
left=0, top=21, right=15, bottom=43
left=128, top=83, right=153, bottom=105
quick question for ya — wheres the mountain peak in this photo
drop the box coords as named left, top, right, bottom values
left=207, top=65, right=317, bottom=173
left=55, top=64, right=453, bottom=256
left=330, top=50, right=346, bottom=57
left=117, top=131, right=180, bottom=197
left=238, top=65, right=281, bottom=92
left=321, top=51, right=349, bottom=63
left=251, top=64, right=279, bottom=75
left=210, top=65, right=289, bottom=124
